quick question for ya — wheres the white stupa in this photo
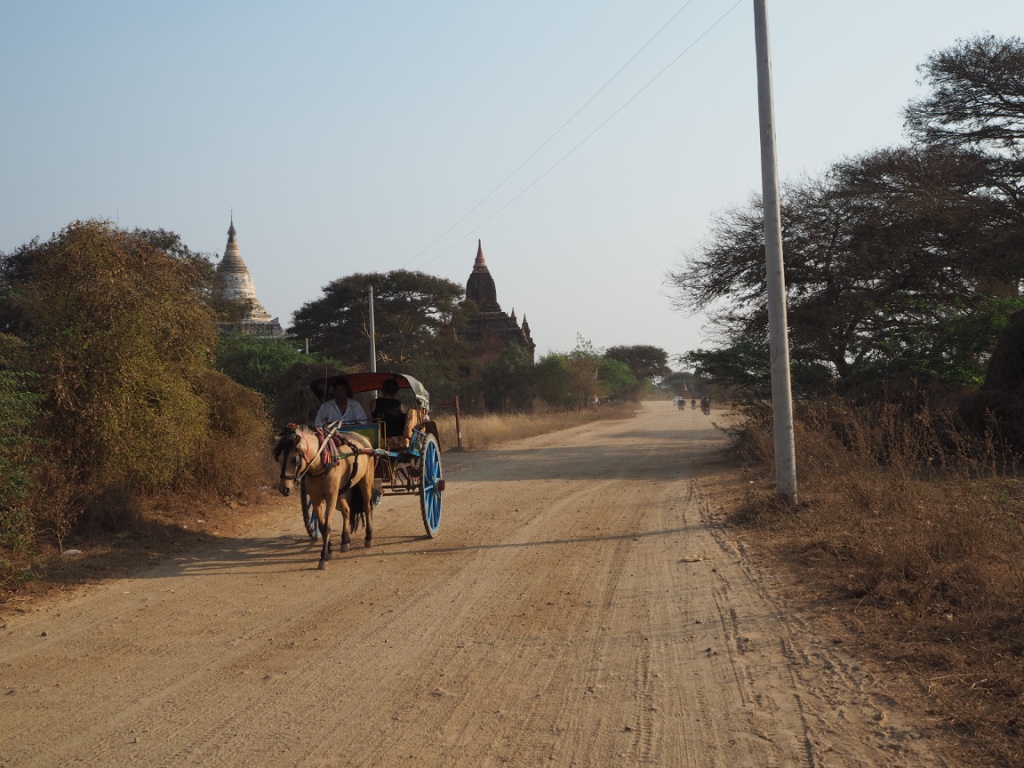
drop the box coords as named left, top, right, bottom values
left=216, top=215, right=284, bottom=336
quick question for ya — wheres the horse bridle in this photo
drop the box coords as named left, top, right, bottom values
left=279, top=434, right=314, bottom=485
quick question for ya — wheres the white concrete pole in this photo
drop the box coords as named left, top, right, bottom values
left=753, top=0, right=797, bottom=504
left=368, top=286, right=377, bottom=372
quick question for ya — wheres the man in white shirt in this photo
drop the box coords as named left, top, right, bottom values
left=315, top=378, right=368, bottom=426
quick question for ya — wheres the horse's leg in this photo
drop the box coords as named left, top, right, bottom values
left=317, top=481, right=340, bottom=570
left=317, top=496, right=331, bottom=570
left=359, top=459, right=375, bottom=548
left=337, top=494, right=352, bottom=553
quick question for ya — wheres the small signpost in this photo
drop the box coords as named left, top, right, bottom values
left=435, top=397, right=463, bottom=449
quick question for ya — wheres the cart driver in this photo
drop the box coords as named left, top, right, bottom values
left=315, top=378, right=368, bottom=426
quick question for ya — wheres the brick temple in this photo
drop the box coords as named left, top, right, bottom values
left=463, top=239, right=535, bottom=361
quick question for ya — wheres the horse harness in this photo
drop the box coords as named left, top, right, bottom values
left=282, top=428, right=374, bottom=494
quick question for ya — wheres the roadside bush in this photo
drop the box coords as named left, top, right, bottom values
left=0, top=367, right=43, bottom=551
left=4, top=222, right=217, bottom=494
left=735, top=395, right=1024, bottom=763
left=188, top=370, right=273, bottom=500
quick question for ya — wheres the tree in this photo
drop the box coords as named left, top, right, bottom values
left=681, top=342, right=833, bottom=398
left=534, top=353, right=575, bottom=409
left=481, top=343, right=534, bottom=411
left=904, top=35, right=1024, bottom=153
left=681, top=342, right=772, bottom=397
left=662, top=370, right=698, bottom=398
left=605, top=345, right=671, bottom=384
left=667, top=145, right=1023, bottom=391
left=215, top=333, right=309, bottom=400
left=597, top=356, right=640, bottom=401
left=904, top=35, right=1024, bottom=285
left=289, top=270, right=469, bottom=373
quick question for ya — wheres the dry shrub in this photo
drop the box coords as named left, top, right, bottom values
left=432, top=402, right=636, bottom=451
left=735, top=396, right=1024, bottom=764
left=188, top=370, right=274, bottom=501
left=76, top=485, right=141, bottom=535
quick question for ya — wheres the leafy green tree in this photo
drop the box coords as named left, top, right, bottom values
left=215, top=333, right=309, bottom=400
left=597, top=357, right=640, bottom=401
left=680, top=342, right=771, bottom=397
left=534, top=353, right=575, bottom=409
left=481, top=342, right=534, bottom=411
left=605, top=345, right=671, bottom=384
left=290, top=270, right=468, bottom=371
left=681, top=342, right=833, bottom=398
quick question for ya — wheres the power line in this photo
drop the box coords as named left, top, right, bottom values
left=416, top=0, right=745, bottom=270
left=403, top=1, right=699, bottom=269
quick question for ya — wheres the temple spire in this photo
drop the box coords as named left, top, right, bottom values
left=217, top=216, right=271, bottom=323
left=473, top=239, right=488, bottom=272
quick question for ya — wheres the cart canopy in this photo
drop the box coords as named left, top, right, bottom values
left=309, top=371, right=430, bottom=412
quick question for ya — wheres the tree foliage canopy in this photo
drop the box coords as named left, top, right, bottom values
left=215, top=334, right=309, bottom=401
left=669, top=148, right=1023, bottom=391
left=289, top=270, right=469, bottom=375
left=669, top=35, right=1024, bottom=395
left=481, top=342, right=534, bottom=411
left=905, top=35, right=1024, bottom=153
left=605, top=345, right=670, bottom=383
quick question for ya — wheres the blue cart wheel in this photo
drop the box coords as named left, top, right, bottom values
left=300, top=478, right=320, bottom=540
left=419, top=435, right=442, bottom=538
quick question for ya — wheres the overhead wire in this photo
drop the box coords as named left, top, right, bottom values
left=410, top=0, right=746, bottom=270
left=402, top=0, right=699, bottom=268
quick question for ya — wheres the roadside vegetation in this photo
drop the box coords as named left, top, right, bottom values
left=0, top=223, right=660, bottom=595
left=734, top=399, right=1024, bottom=766
left=674, top=35, right=1024, bottom=766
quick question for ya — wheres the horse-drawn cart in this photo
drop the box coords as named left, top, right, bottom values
left=299, top=371, right=445, bottom=541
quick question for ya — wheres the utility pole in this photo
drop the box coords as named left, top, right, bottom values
left=753, top=0, right=798, bottom=504
left=368, top=286, right=377, bottom=373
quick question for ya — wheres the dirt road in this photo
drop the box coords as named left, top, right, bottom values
left=1, top=401, right=949, bottom=767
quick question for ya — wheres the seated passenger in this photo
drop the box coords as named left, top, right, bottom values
left=315, top=378, right=368, bottom=426
left=371, top=379, right=407, bottom=440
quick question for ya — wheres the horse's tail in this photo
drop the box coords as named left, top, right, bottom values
left=349, top=485, right=366, bottom=531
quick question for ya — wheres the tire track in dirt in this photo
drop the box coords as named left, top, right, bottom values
left=0, top=403, right=952, bottom=767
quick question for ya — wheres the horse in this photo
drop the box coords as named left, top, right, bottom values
left=272, top=424, right=376, bottom=570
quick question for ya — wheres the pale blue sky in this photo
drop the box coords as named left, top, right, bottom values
left=3, top=1, right=1023, bottom=364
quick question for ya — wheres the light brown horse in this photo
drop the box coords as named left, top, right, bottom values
left=272, top=425, right=376, bottom=570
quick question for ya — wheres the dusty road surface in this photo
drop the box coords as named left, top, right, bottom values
left=1, top=401, right=949, bottom=767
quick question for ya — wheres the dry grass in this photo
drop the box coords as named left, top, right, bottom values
left=734, top=397, right=1024, bottom=765
left=431, top=403, right=636, bottom=451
